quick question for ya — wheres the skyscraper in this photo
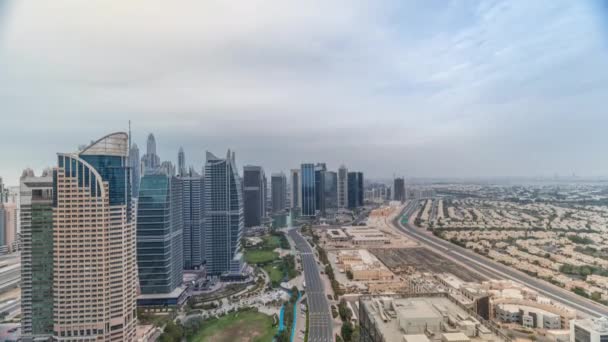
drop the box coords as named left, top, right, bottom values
left=337, top=165, right=348, bottom=209
left=271, top=172, right=287, bottom=213
left=178, top=147, right=186, bottom=177
left=53, top=132, right=137, bottom=341
left=204, top=151, right=245, bottom=277
left=243, top=166, right=266, bottom=227
left=136, top=173, right=183, bottom=300
left=141, top=133, right=160, bottom=174
left=180, top=170, right=204, bottom=270
left=347, top=171, right=364, bottom=209
left=301, top=163, right=316, bottom=217
left=324, top=171, right=338, bottom=210
left=315, top=163, right=327, bottom=216
left=160, top=161, right=176, bottom=177
left=394, top=177, right=405, bottom=203
left=129, top=143, right=140, bottom=198
left=20, top=173, right=54, bottom=339
left=290, top=169, right=301, bottom=210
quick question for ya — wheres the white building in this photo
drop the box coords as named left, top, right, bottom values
left=570, top=317, right=608, bottom=342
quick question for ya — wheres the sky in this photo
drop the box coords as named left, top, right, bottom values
left=1, top=0, right=608, bottom=185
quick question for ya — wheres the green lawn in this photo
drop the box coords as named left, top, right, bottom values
left=245, top=250, right=279, bottom=264
left=263, top=235, right=281, bottom=249
left=188, top=310, right=276, bottom=342
left=263, top=264, right=285, bottom=285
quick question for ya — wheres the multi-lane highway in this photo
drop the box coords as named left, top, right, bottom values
left=288, top=229, right=333, bottom=342
left=394, top=200, right=608, bottom=318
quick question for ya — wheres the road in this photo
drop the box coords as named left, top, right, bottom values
left=288, top=229, right=333, bottom=342
left=394, top=200, right=608, bottom=318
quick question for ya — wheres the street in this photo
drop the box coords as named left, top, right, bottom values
left=288, top=229, right=333, bottom=342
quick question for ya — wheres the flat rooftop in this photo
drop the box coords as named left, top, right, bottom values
left=361, top=295, right=503, bottom=342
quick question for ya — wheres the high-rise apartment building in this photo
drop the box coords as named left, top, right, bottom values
left=301, top=163, right=316, bottom=217
left=271, top=172, right=287, bottom=213
left=178, top=147, right=186, bottom=177
left=394, top=177, right=405, bottom=202
left=141, top=133, right=160, bottom=174
left=324, top=171, right=338, bottom=210
left=180, top=170, right=204, bottom=270
left=243, top=166, right=266, bottom=227
left=129, top=143, right=140, bottom=198
left=160, top=161, right=176, bottom=177
left=204, top=151, right=245, bottom=277
left=290, top=169, right=301, bottom=210
left=136, top=173, right=183, bottom=298
left=53, top=132, right=137, bottom=341
left=20, top=174, right=54, bottom=339
left=337, top=166, right=348, bottom=209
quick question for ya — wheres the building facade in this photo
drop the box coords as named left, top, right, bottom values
left=129, top=143, right=140, bottom=198
left=53, top=132, right=137, bottom=341
left=290, top=169, right=301, bottom=210
left=20, top=175, right=54, bottom=339
left=571, top=317, right=608, bottom=342
left=271, top=172, right=287, bottom=213
left=301, top=163, right=316, bottom=217
left=348, top=171, right=364, bottom=209
left=243, top=166, right=266, bottom=227
left=204, top=151, right=245, bottom=276
left=180, top=171, right=204, bottom=270
left=394, top=177, right=405, bottom=203
left=136, top=173, right=183, bottom=295
left=324, top=171, right=338, bottom=210
left=337, top=166, right=348, bottom=209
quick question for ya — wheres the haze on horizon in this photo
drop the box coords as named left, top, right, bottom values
left=1, top=0, right=608, bottom=186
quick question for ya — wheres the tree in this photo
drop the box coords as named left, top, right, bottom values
left=341, top=321, right=354, bottom=342
left=346, top=270, right=353, bottom=280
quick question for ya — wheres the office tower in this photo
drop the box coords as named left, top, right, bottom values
left=129, top=143, right=140, bottom=198
left=136, top=173, right=183, bottom=298
left=0, top=176, right=5, bottom=202
left=204, top=151, right=245, bottom=277
left=271, top=172, right=287, bottom=213
left=337, top=165, right=348, bottom=209
left=394, top=177, right=405, bottom=202
left=160, top=161, right=176, bottom=177
left=178, top=147, right=186, bottom=177
left=314, top=163, right=327, bottom=216
left=301, top=163, right=316, bottom=216
left=324, top=171, right=338, bottom=210
left=20, top=174, right=54, bottom=339
left=141, top=133, right=161, bottom=174
left=180, top=170, right=204, bottom=270
left=243, top=166, right=266, bottom=227
left=290, top=169, right=301, bottom=210
left=0, top=206, right=4, bottom=249
left=53, top=132, right=137, bottom=341
left=357, top=172, right=364, bottom=207
left=347, top=171, right=364, bottom=209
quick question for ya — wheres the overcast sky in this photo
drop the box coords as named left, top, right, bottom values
left=1, top=0, right=608, bottom=185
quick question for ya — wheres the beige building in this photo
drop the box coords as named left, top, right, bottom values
left=337, top=249, right=394, bottom=281
left=53, top=133, right=137, bottom=341
left=2, top=202, right=17, bottom=251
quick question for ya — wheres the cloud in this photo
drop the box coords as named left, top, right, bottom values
left=0, top=0, right=607, bottom=184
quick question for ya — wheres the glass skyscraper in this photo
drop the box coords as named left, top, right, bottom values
left=301, top=163, right=316, bottom=216
left=180, top=171, right=204, bottom=270
left=136, top=173, right=183, bottom=295
left=20, top=174, right=54, bottom=339
left=271, top=172, right=287, bottom=213
left=324, top=171, right=338, bottom=210
left=129, top=143, right=140, bottom=198
left=243, top=165, right=266, bottom=227
left=53, top=132, right=137, bottom=341
left=348, top=171, right=364, bottom=209
left=204, top=151, right=245, bottom=277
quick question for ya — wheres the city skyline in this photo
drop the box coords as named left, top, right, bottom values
left=2, top=1, right=608, bottom=183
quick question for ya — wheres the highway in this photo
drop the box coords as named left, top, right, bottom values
left=394, top=200, right=608, bottom=318
left=288, top=229, right=333, bottom=342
